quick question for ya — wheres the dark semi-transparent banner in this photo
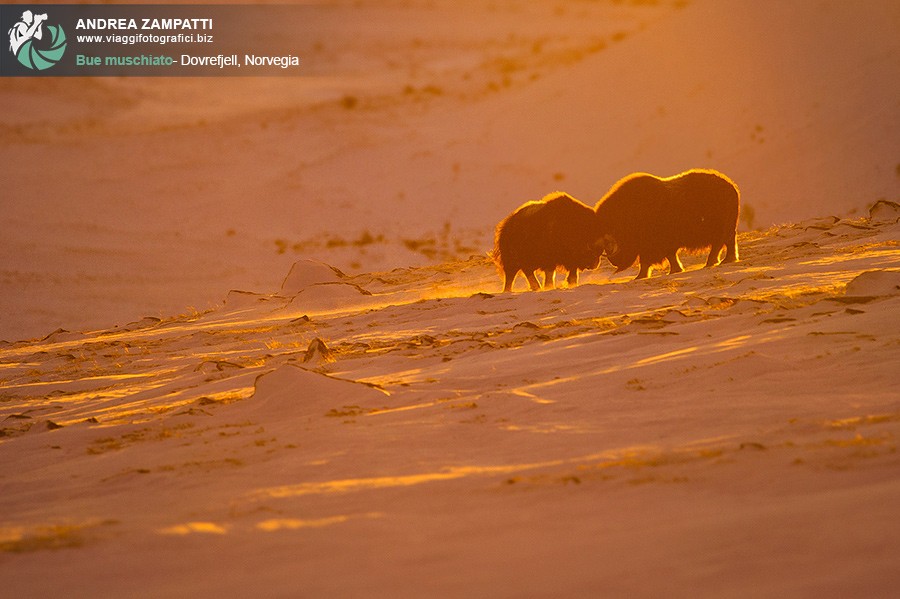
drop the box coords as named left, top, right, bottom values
left=1, top=4, right=312, bottom=76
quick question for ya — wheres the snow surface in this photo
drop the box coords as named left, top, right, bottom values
left=1, top=0, right=897, bottom=341
left=2, top=209, right=899, bottom=597
left=1, top=0, right=899, bottom=596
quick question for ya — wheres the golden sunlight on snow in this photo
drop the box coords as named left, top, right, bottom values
left=1, top=0, right=898, bottom=596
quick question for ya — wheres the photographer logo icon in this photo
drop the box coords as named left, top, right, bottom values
left=8, top=10, right=67, bottom=70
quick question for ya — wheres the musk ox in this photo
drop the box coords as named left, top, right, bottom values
left=492, top=192, right=604, bottom=292
left=594, top=169, right=740, bottom=279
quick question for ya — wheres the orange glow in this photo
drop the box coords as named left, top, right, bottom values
left=159, top=522, right=228, bottom=536
left=256, top=513, right=382, bottom=532
left=633, top=345, right=700, bottom=367
left=247, top=461, right=574, bottom=501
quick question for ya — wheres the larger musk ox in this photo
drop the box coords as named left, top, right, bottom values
left=492, top=192, right=604, bottom=292
left=594, top=169, right=740, bottom=279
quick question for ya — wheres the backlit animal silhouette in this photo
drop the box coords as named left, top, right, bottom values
left=594, top=169, right=740, bottom=279
left=492, top=192, right=604, bottom=292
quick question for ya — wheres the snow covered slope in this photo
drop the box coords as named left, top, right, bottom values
left=2, top=206, right=898, bottom=597
left=1, top=0, right=897, bottom=341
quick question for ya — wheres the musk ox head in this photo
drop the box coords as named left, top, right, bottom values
left=585, top=233, right=619, bottom=267
left=569, top=238, right=605, bottom=271
left=594, top=234, right=618, bottom=260
left=595, top=233, right=637, bottom=272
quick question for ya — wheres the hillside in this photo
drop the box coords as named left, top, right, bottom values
left=2, top=0, right=898, bottom=341
left=2, top=206, right=899, bottom=597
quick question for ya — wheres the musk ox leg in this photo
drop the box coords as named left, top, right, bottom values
left=635, top=261, right=651, bottom=280
left=636, top=252, right=667, bottom=279
left=704, top=245, right=723, bottom=268
left=542, top=269, right=556, bottom=290
left=723, top=233, right=739, bottom=263
left=525, top=271, right=542, bottom=291
left=667, top=252, right=684, bottom=274
left=502, top=266, right=519, bottom=293
left=566, top=269, right=578, bottom=287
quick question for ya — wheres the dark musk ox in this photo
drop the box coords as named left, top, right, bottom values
left=492, top=192, right=604, bottom=292
left=594, top=169, right=740, bottom=279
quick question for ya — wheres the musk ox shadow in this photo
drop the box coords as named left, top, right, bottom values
left=492, top=192, right=604, bottom=292
left=594, top=169, right=740, bottom=280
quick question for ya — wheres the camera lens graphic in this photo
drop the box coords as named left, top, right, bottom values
left=17, top=23, right=67, bottom=70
